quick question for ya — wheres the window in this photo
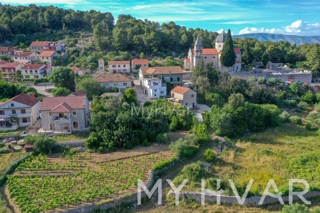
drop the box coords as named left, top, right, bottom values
left=161, top=91, right=164, bottom=94
left=170, top=78, right=173, bottom=82
left=0, top=110, right=4, bottom=115
left=73, top=111, right=76, bottom=115
left=219, top=45, right=221, bottom=47
left=177, top=77, right=180, bottom=82
left=12, top=110, right=16, bottom=114
left=123, top=83, right=127, bottom=86
left=11, top=103, right=14, bottom=107
left=73, top=122, right=79, bottom=128
left=123, top=69, right=126, bottom=72
left=21, top=109, right=26, bottom=114
left=118, top=65, right=120, bottom=67
left=46, top=57, right=48, bottom=59
left=154, top=89, right=157, bottom=92
left=204, top=57, right=207, bottom=59
left=22, top=118, right=29, bottom=123
left=49, top=112, right=53, bottom=116
left=114, top=83, right=118, bottom=86
left=112, top=65, right=116, bottom=68
left=30, top=70, right=33, bottom=74
left=105, top=83, right=108, bottom=86
left=154, top=94, right=156, bottom=97
left=191, top=94, right=194, bottom=98
left=213, top=57, right=215, bottom=58
left=123, top=65, right=126, bottom=67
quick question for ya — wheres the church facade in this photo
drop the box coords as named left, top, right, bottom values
left=184, top=31, right=242, bottom=72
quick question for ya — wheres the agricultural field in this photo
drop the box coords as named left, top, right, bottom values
left=52, top=131, right=90, bottom=142
left=172, top=124, right=320, bottom=196
left=4, top=145, right=174, bottom=213
left=0, top=153, right=28, bottom=176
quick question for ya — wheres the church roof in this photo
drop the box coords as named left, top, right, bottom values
left=234, top=47, right=241, bottom=54
left=191, top=48, right=219, bottom=55
left=216, top=31, right=227, bottom=43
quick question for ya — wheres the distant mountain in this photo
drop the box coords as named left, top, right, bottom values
left=233, top=33, right=320, bottom=45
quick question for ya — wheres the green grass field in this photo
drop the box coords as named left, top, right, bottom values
left=52, top=132, right=90, bottom=142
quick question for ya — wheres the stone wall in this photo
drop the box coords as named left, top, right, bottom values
left=167, top=191, right=320, bottom=206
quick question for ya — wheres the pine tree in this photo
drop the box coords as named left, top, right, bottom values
left=242, top=42, right=253, bottom=65
left=220, top=29, right=236, bottom=68
left=262, top=53, right=269, bottom=67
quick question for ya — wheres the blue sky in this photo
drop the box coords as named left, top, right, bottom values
left=2, top=0, right=320, bottom=36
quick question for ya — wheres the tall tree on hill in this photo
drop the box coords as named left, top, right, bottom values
left=49, top=67, right=75, bottom=92
left=220, top=29, right=236, bottom=70
left=242, top=42, right=254, bottom=65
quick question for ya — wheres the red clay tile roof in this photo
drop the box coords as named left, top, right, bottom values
left=41, top=65, right=51, bottom=71
left=70, top=66, right=82, bottom=72
left=171, top=86, right=190, bottom=95
left=30, top=41, right=50, bottom=46
left=95, top=73, right=132, bottom=83
left=234, top=47, right=241, bottom=54
left=108, top=60, right=130, bottom=65
left=0, top=59, right=8, bottom=65
left=140, top=66, right=184, bottom=75
left=0, top=47, right=15, bottom=52
left=1, top=62, right=21, bottom=68
left=39, top=51, right=56, bottom=57
left=0, top=93, right=40, bottom=107
left=14, top=52, right=33, bottom=57
left=21, top=64, right=45, bottom=70
left=132, top=59, right=148, bottom=64
left=70, top=91, right=87, bottom=97
left=40, top=96, right=86, bottom=111
left=51, top=102, right=73, bottom=113
left=203, top=48, right=219, bottom=54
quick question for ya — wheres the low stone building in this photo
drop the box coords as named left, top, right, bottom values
left=132, top=59, right=148, bottom=72
left=40, top=95, right=90, bottom=134
left=95, top=73, right=132, bottom=90
left=170, top=86, right=197, bottom=109
left=108, top=61, right=130, bottom=73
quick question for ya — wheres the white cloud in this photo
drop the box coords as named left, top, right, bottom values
left=238, top=20, right=320, bottom=36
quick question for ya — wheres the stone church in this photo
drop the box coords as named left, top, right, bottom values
left=184, top=31, right=242, bottom=72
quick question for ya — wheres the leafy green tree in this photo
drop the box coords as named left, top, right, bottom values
left=76, top=77, right=106, bottom=100
left=52, top=87, right=71, bottom=97
left=301, top=91, right=315, bottom=103
left=289, top=82, right=299, bottom=94
left=228, top=93, right=245, bottom=109
left=203, top=149, right=216, bottom=162
left=140, top=52, right=145, bottom=59
left=49, top=67, right=75, bottom=91
left=262, top=53, right=269, bottom=67
left=25, top=134, right=56, bottom=154
left=0, top=56, right=13, bottom=62
left=220, top=29, right=236, bottom=69
left=123, top=88, right=137, bottom=105
left=242, top=42, right=254, bottom=65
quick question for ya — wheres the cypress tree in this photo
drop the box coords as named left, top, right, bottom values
left=242, top=42, right=254, bottom=65
left=220, top=29, right=236, bottom=68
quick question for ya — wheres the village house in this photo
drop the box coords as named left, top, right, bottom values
left=95, top=73, right=132, bottom=91
left=184, top=31, right=242, bottom=72
left=139, top=66, right=184, bottom=98
left=0, top=47, right=17, bottom=56
left=0, top=93, right=40, bottom=130
left=71, top=66, right=88, bottom=76
left=132, top=59, right=148, bottom=72
left=30, top=41, right=63, bottom=53
left=40, top=95, right=90, bottom=134
left=21, top=64, right=52, bottom=79
left=267, top=61, right=284, bottom=70
left=12, top=52, right=37, bottom=64
left=38, top=51, right=58, bottom=65
left=0, top=62, right=23, bottom=80
left=0, top=59, right=8, bottom=65
left=170, top=86, right=197, bottom=109
left=108, top=61, right=130, bottom=73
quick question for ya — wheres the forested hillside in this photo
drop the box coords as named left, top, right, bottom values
left=0, top=4, right=217, bottom=55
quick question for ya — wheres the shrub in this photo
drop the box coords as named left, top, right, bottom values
left=316, top=94, right=320, bottom=103
left=282, top=99, right=297, bottom=108
left=257, top=77, right=266, bottom=84
left=279, top=111, right=290, bottom=123
left=301, top=91, right=315, bottom=103
left=143, top=101, right=152, bottom=107
left=169, top=138, right=199, bottom=159
left=305, top=122, right=313, bottom=130
left=203, top=149, right=216, bottom=162
left=152, top=157, right=176, bottom=171
left=25, top=134, right=56, bottom=154
left=297, top=101, right=309, bottom=110
left=281, top=203, right=309, bottom=213
left=314, top=103, right=320, bottom=111
left=181, top=161, right=204, bottom=181
left=155, top=133, right=170, bottom=143
left=179, top=146, right=199, bottom=159
left=52, top=87, right=71, bottom=97
left=267, top=78, right=276, bottom=84
left=289, top=116, right=302, bottom=125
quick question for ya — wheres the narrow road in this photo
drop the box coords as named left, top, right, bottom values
left=32, top=83, right=55, bottom=97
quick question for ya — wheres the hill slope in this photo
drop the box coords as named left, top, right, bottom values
left=233, top=33, right=320, bottom=45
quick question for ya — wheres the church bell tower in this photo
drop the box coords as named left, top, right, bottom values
left=194, top=34, right=203, bottom=67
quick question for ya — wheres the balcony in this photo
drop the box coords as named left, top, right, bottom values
left=52, top=116, right=71, bottom=124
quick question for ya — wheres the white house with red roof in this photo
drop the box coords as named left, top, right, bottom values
left=108, top=61, right=130, bottom=73
left=0, top=47, right=17, bottom=56
left=21, top=64, right=52, bottom=79
left=70, top=66, right=89, bottom=76
left=0, top=93, right=40, bottom=130
left=39, top=95, right=90, bottom=133
left=184, top=31, right=242, bottom=72
left=30, top=41, right=63, bottom=53
left=12, top=52, right=37, bottom=64
left=132, top=59, right=149, bottom=72
left=0, top=62, right=23, bottom=80
left=170, top=86, right=197, bottom=109
left=38, top=51, right=59, bottom=65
